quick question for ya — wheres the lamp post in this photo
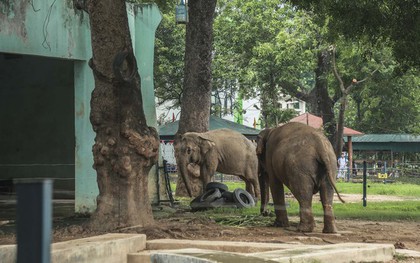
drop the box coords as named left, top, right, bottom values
left=175, top=0, right=188, bottom=24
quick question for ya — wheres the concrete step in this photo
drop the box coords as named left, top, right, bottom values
left=134, top=239, right=396, bottom=263
left=0, top=233, right=146, bottom=263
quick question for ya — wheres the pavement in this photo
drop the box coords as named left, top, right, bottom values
left=2, top=233, right=420, bottom=263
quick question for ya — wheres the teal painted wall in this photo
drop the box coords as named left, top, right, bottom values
left=0, top=1, right=162, bottom=212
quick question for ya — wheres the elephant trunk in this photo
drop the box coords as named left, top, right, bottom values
left=178, top=159, right=193, bottom=198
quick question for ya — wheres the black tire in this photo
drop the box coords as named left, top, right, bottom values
left=205, top=182, right=228, bottom=192
left=209, top=197, right=238, bottom=209
left=200, top=188, right=222, bottom=203
left=221, top=191, right=234, bottom=202
left=190, top=195, right=208, bottom=211
left=232, top=188, right=255, bottom=208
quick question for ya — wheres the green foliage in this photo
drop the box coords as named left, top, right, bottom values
left=289, top=0, right=420, bottom=68
left=154, top=4, right=186, bottom=116
left=346, top=67, right=420, bottom=134
left=153, top=0, right=419, bottom=134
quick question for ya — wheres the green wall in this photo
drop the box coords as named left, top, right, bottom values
left=0, top=1, right=162, bottom=212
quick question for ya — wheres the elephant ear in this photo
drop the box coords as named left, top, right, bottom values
left=198, top=134, right=216, bottom=155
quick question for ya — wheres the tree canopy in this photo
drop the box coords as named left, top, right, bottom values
left=153, top=0, right=419, bottom=135
left=289, top=0, right=420, bottom=69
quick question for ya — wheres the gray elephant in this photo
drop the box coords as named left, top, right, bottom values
left=256, top=122, right=345, bottom=233
left=176, top=128, right=260, bottom=199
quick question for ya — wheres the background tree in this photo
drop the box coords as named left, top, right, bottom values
left=85, top=0, right=159, bottom=230
left=174, top=0, right=218, bottom=197
left=289, top=0, right=420, bottom=68
left=213, top=0, right=317, bottom=127
left=154, top=2, right=185, bottom=122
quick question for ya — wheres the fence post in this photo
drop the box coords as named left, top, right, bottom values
left=15, top=179, right=53, bottom=263
left=363, top=161, right=367, bottom=207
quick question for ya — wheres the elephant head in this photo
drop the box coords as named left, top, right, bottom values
left=177, top=132, right=216, bottom=197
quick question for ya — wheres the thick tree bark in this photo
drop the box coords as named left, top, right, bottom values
left=86, top=0, right=159, bottom=230
left=314, top=49, right=337, bottom=149
left=175, top=0, right=217, bottom=197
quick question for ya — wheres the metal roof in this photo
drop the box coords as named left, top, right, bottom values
left=344, top=134, right=420, bottom=152
left=158, top=115, right=261, bottom=141
left=289, top=113, right=364, bottom=136
left=350, top=134, right=420, bottom=143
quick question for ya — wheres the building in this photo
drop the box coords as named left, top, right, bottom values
left=0, top=1, right=162, bottom=212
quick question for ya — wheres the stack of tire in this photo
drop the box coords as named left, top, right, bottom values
left=190, top=182, right=255, bottom=211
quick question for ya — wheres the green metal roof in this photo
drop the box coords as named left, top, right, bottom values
left=344, top=134, right=420, bottom=152
left=158, top=116, right=260, bottom=141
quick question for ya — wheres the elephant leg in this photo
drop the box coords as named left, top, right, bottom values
left=269, top=176, right=289, bottom=227
left=250, top=177, right=260, bottom=200
left=200, top=165, right=217, bottom=189
left=245, top=178, right=260, bottom=200
left=320, top=182, right=338, bottom=233
left=245, top=181, right=255, bottom=198
left=297, top=196, right=315, bottom=232
left=259, top=171, right=270, bottom=216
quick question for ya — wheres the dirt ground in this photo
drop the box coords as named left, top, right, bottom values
left=1, top=194, right=419, bottom=262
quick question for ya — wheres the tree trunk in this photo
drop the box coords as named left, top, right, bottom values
left=175, top=0, right=217, bottom=197
left=314, top=49, right=337, bottom=149
left=336, top=96, right=347, bottom=157
left=86, top=0, right=159, bottom=230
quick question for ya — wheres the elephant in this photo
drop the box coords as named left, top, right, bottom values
left=256, top=122, right=345, bottom=233
left=176, top=128, right=260, bottom=199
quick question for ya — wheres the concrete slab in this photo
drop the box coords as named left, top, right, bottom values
left=146, top=239, right=302, bottom=253
left=145, top=239, right=396, bottom=263
left=128, top=248, right=279, bottom=263
left=396, top=249, right=420, bottom=258
left=249, top=242, right=395, bottom=263
left=0, top=233, right=146, bottom=263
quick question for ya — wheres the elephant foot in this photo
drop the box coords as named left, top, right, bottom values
left=297, top=222, right=315, bottom=233
left=273, top=219, right=289, bottom=227
left=260, top=209, right=270, bottom=217
left=322, top=224, right=338, bottom=234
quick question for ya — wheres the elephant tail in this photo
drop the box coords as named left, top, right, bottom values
left=318, top=135, right=346, bottom=204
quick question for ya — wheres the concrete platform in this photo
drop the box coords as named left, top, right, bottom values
left=0, top=233, right=146, bottom=263
left=1, top=234, right=417, bottom=263
left=135, top=239, right=397, bottom=263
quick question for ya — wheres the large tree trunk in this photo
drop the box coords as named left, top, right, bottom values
left=175, top=0, right=217, bottom=197
left=86, top=0, right=159, bottom=231
left=314, top=49, right=337, bottom=150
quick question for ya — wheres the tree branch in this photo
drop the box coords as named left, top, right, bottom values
left=278, top=80, right=311, bottom=102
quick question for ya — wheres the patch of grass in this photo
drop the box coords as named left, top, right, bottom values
left=283, top=200, right=420, bottom=222
left=170, top=179, right=420, bottom=225
left=336, top=181, right=420, bottom=197
left=172, top=181, right=420, bottom=197
left=189, top=200, right=420, bottom=226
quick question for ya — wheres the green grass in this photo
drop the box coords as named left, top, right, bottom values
left=336, top=181, right=420, bottom=197
left=193, top=200, right=420, bottom=225
left=177, top=180, right=420, bottom=197
left=171, top=180, right=420, bottom=224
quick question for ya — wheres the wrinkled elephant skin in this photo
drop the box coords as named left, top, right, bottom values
left=178, top=129, right=260, bottom=199
left=257, top=122, right=344, bottom=233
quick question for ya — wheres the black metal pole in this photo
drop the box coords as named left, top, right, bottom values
left=16, top=179, right=53, bottom=263
left=363, top=161, right=367, bottom=207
